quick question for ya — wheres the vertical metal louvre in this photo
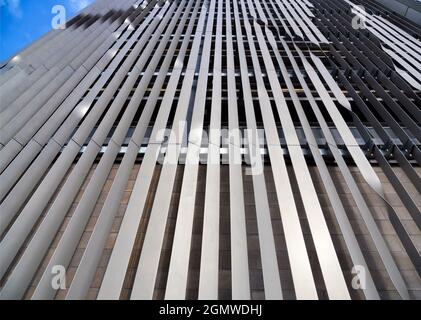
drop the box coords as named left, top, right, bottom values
left=0, top=0, right=420, bottom=300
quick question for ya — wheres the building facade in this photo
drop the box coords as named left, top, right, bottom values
left=0, top=0, right=420, bottom=300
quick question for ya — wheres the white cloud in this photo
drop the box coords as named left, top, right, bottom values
left=69, top=0, right=90, bottom=12
left=0, top=0, right=23, bottom=18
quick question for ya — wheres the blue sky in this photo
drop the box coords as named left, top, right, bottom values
left=0, top=0, right=94, bottom=61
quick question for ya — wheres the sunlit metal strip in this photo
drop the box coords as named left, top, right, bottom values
left=0, top=2, right=157, bottom=197
left=0, top=4, right=125, bottom=134
left=339, top=88, right=421, bottom=267
left=165, top=0, right=221, bottom=299
left=0, top=3, right=160, bottom=236
left=234, top=0, right=289, bottom=300
left=341, top=71, right=421, bottom=189
left=195, top=0, right=223, bottom=297
left=0, top=1, right=168, bottom=292
left=272, top=0, right=304, bottom=39
left=131, top=0, right=216, bottom=300
left=262, top=0, right=379, bottom=299
left=344, top=1, right=421, bottom=88
left=235, top=0, right=318, bottom=300
left=0, top=0, right=144, bottom=122
left=349, top=7, right=421, bottom=64
left=288, top=0, right=328, bottom=43
left=98, top=0, right=208, bottom=299
left=202, top=0, right=253, bottom=300
left=0, top=20, right=123, bottom=138
left=295, top=46, right=410, bottom=300
left=345, top=0, right=421, bottom=56
left=31, top=0, right=190, bottom=301
left=238, top=0, right=284, bottom=300
left=0, top=1, right=175, bottom=300
left=249, top=0, right=351, bottom=300
left=314, top=7, right=421, bottom=275
left=3, top=0, right=125, bottom=72
left=0, top=0, right=160, bottom=212
left=295, top=0, right=315, bottom=18
left=282, top=0, right=323, bottom=44
left=66, top=0, right=199, bottom=301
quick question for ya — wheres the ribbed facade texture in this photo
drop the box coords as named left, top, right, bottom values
left=0, top=0, right=420, bottom=300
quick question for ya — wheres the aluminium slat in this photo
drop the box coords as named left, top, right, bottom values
left=318, top=0, right=421, bottom=90
left=349, top=7, right=421, bottom=64
left=393, top=147, right=421, bottom=193
left=309, top=55, right=351, bottom=111
left=273, top=38, right=379, bottom=300
left=12, top=32, right=115, bottom=145
left=264, top=0, right=294, bottom=38
left=232, top=0, right=281, bottom=300
left=0, top=0, right=158, bottom=175
left=365, top=23, right=421, bottom=65
left=376, top=14, right=421, bottom=50
left=374, top=147, right=421, bottom=228
left=272, top=0, right=304, bottom=39
left=0, top=13, right=101, bottom=115
left=0, top=64, right=27, bottom=88
left=0, top=6, right=130, bottom=141
left=298, top=1, right=314, bottom=18
left=281, top=1, right=320, bottom=44
left=374, top=74, right=421, bottom=123
left=379, top=49, right=421, bottom=89
left=10, top=0, right=109, bottom=65
left=0, top=66, right=48, bottom=112
left=165, top=0, right=222, bottom=300
left=97, top=0, right=209, bottom=300
left=0, top=27, right=74, bottom=86
left=346, top=0, right=421, bottom=55
left=363, top=72, right=420, bottom=141
left=321, top=38, right=421, bottom=270
left=0, top=67, right=39, bottom=110
left=0, top=66, right=73, bottom=140
left=0, top=1, right=175, bottom=300
left=340, top=96, right=421, bottom=274
left=372, top=146, right=421, bottom=275
left=66, top=0, right=200, bottom=300
left=295, top=46, right=410, bottom=300
left=234, top=0, right=318, bottom=300
left=43, top=18, right=112, bottom=71
left=0, top=3, right=167, bottom=285
left=31, top=0, right=190, bottom=301
left=196, top=0, right=246, bottom=300
left=236, top=0, right=294, bottom=299
left=245, top=0, right=350, bottom=300
left=0, top=9, right=126, bottom=140
left=288, top=0, right=328, bottom=43
left=130, top=0, right=217, bottom=300
left=237, top=0, right=285, bottom=300
left=0, top=3, right=161, bottom=231
left=348, top=72, right=414, bottom=146
left=301, top=0, right=314, bottom=8
left=336, top=69, right=421, bottom=194
left=0, top=66, right=66, bottom=130
left=0, top=67, right=85, bottom=198
left=0, top=0, right=138, bottom=116
left=0, top=0, right=128, bottom=76
left=312, top=19, right=421, bottom=131
left=295, top=0, right=315, bottom=18
left=20, top=4, right=108, bottom=69
left=259, top=8, right=379, bottom=297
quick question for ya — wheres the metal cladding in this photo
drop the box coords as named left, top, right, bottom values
left=0, top=0, right=420, bottom=300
